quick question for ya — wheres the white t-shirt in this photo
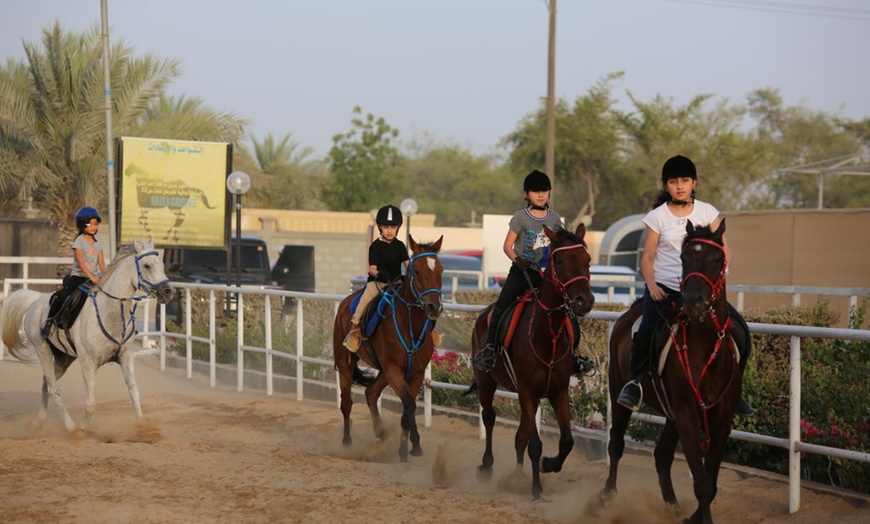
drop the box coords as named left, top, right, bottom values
left=643, top=200, right=720, bottom=291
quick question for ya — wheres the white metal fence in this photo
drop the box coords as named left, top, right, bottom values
left=1, top=258, right=869, bottom=515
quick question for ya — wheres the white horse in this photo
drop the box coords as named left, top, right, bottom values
left=1, top=238, right=175, bottom=432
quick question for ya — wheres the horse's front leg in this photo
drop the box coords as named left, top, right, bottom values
left=676, top=419, right=714, bottom=524
left=118, top=349, right=144, bottom=420
left=383, top=366, right=417, bottom=462
left=364, top=373, right=389, bottom=441
left=519, top=396, right=543, bottom=501
left=655, top=419, right=680, bottom=509
left=476, top=373, right=497, bottom=483
left=404, top=373, right=427, bottom=458
left=600, top=393, right=632, bottom=505
left=542, top=389, right=574, bottom=474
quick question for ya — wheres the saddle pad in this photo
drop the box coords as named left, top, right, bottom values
left=496, top=291, right=575, bottom=349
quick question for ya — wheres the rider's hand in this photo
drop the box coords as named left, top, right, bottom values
left=649, top=284, right=666, bottom=301
left=513, top=258, right=533, bottom=271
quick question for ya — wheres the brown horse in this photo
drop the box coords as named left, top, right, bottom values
left=333, top=235, right=444, bottom=462
left=601, top=219, right=747, bottom=524
left=469, top=225, right=594, bottom=500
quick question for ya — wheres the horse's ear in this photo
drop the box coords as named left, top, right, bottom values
left=715, top=217, right=726, bottom=237
left=574, top=222, right=586, bottom=239
left=686, top=220, right=696, bottom=236
left=132, top=238, right=144, bottom=252
left=432, top=235, right=443, bottom=252
left=408, top=235, right=418, bottom=251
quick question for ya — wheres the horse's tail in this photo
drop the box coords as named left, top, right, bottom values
left=1, top=290, right=41, bottom=361
left=461, top=381, right=477, bottom=397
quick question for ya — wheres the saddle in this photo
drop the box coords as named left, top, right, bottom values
left=488, top=290, right=578, bottom=352
left=349, top=286, right=395, bottom=339
left=47, top=283, right=91, bottom=333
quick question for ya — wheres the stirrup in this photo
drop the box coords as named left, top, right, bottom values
left=735, top=397, right=755, bottom=417
left=573, top=354, right=597, bottom=377
left=617, top=380, right=642, bottom=412
left=473, top=343, right=497, bottom=372
left=343, top=326, right=361, bottom=352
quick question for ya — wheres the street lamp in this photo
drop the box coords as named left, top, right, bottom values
left=400, top=198, right=418, bottom=247
left=226, top=171, right=251, bottom=314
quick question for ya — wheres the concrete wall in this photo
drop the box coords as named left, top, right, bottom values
left=0, top=219, right=60, bottom=279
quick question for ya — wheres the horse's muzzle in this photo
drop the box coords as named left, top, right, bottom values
left=570, top=293, right=594, bottom=317
left=423, top=298, right=443, bottom=320
left=155, top=283, right=176, bottom=304
left=682, top=293, right=708, bottom=320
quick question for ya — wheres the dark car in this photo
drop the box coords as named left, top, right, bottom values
left=271, top=245, right=315, bottom=293
left=350, top=254, right=501, bottom=301
left=159, top=236, right=272, bottom=323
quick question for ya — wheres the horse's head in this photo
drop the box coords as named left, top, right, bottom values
left=130, top=238, right=175, bottom=304
left=681, top=219, right=727, bottom=321
left=542, top=224, right=594, bottom=317
left=406, top=235, right=444, bottom=320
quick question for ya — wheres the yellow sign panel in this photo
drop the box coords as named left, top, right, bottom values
left=118, top=137, right=230, bottom=248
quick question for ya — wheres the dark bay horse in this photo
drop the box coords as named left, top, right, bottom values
left=469, top=225, right=594, bottom=500
left=333, top=235, right=444, bottom=462
left=601, top=219, right=746, bottom=524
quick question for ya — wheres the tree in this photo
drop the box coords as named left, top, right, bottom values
left=504, top=73, right=635, bottom=229
left=748, top=89, right=868, bottom=209
left=0, top=23, right=247, bottom=260
left=402, top=135, right=516, bottom=226
left=322, top=106, right=402, bottom=211
left=245, top=132, right=327, bottom=210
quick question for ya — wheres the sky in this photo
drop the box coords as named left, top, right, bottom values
left=3, top=0, right=870, bottom=158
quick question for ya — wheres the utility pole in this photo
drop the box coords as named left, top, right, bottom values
left=545, top=0, right=557, bottom=202
left=101, top=0, right=116, bottom=259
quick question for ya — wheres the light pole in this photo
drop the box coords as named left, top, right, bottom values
left=226, top=171, right=251, bottom=315
left=400, top=198, right=418, bottom=247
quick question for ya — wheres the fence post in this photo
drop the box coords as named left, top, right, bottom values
left=209, top=290, right=216, bottom=387
left=237, top=293, right=244, bottom=392
left=265, top=295, right=273, bottom=396
left=185, top=288, right=192, bottom=378
left=424, top=362, right=432, bottom=428
left=788, top=335, right=802, bottom=514
left=296, top=298, right=304, bottom=401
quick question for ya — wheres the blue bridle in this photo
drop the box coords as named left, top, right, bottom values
left=83, top=249, right=171, bottom=348
left=382, top=251, right=442, bottom=377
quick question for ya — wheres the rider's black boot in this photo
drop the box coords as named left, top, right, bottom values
left=735, top=396, right=755, bottom=417
left=473, top=306, right=504, bottom=372
left=617, top=336, right=646, bottom=411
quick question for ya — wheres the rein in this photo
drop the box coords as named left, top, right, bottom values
left=85, top=250, right=169, bottom=350
left=386, top=251, right=442, bottom=378
left=525, top=242, right=590, bottom=394
left=674, top=236, right=738, bottom=452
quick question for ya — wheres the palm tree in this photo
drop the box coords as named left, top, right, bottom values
left=0, top=22, right=247, bottom=264
left=247, top=132, right=326, bottom=210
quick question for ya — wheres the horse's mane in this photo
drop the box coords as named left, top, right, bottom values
left=416, top=241, right=442, bottom=254
left=683, top=223, right=719, bottom=247
left=553, top=227, right=586, bottom=247
left=99, top=243, right=137, bottom=282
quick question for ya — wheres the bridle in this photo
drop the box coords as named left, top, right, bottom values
left=673, top=236, right=737, bottom=452
left=680, top=237, right=728, bottom=323
left=516, top=241, right=591, bottom=393
left=84, top=249, right=171, bottom=348
left=384, top=250, right=443, bottom=377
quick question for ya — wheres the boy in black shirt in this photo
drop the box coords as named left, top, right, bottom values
left=343, top=204, right=409, bottom=351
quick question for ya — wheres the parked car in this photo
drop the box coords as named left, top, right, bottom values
left=349, top=254, right=501, bottom=301
left=589, top=265, right=641, bottom=305
left=159, top=236, right=273, bottom=324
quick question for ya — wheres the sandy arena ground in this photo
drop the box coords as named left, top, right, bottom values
left=1, top=354, right=867, bottom=523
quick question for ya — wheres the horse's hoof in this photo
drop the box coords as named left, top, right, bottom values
left=477, top=465, right=493, bottom=483
left=531, top=489, right=542, bottom=502
left=342, top=437, right=352, bottom=449
left=410, top=447, right=423, bottom=457
left=598, top=489, right=615, bottom=506
left=541, top=457, right=561, bottom=473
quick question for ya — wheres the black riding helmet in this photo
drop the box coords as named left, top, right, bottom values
left=523, top=170, right=551, bottom=192
left=376, top=204, right=403, bottom=227
left=661, top=155, right=697, bottom=186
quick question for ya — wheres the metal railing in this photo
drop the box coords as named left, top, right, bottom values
left=1, top=263, right=868, bottom=514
